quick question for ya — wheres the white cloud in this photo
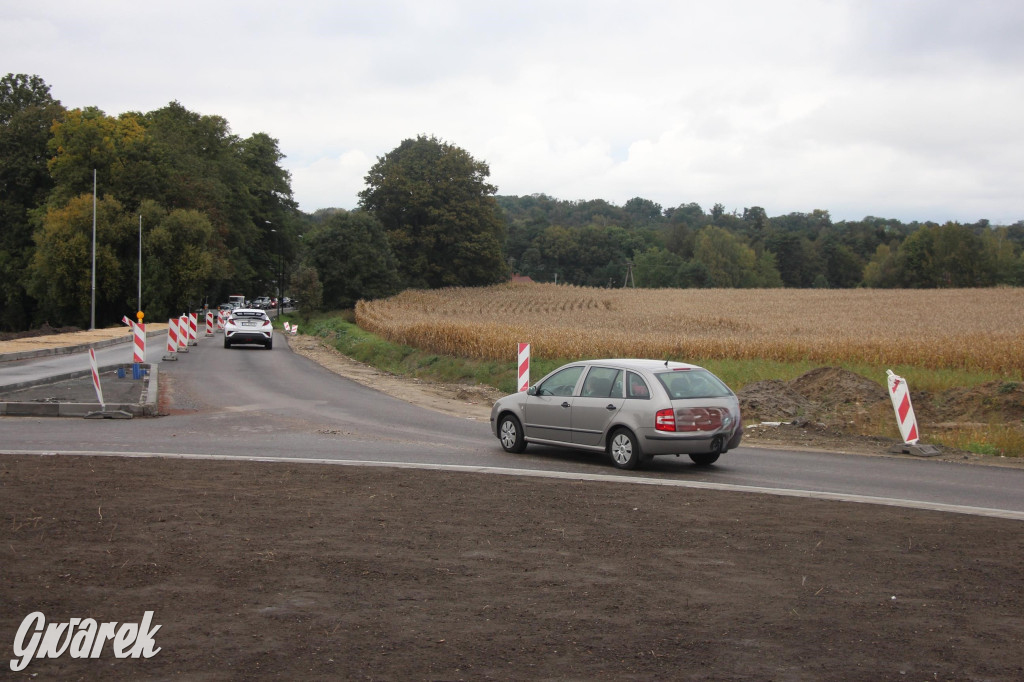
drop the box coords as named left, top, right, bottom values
left=2, top=0, right=1022, bottom=223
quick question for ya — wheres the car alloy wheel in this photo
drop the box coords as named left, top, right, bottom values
left=498, top=414, right=526, bottom=453
left=609, top=428, right=640, bottom=469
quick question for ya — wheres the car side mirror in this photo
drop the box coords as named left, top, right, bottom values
left=527, top=386, right=538, bottom=396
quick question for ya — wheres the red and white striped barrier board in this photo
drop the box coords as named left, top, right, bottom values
left=188, top=313, right=198, bottom=345
left=290, top=324, right=297, bottom=336
left=518, top=343, right=530, bottom=392
left=217, top=310, right=226, bottom=331
left=122, top=315, right=132, bottom=328
left=88, top=347, right=105, bottom=408
left=886, top=370, right=919, bottom=444
left=164, top=318, right=178, bottom=358
left=177, top=315, right=189, bottom=352
left=133, top=322, right=146, bottom=363
left=205, top=312, right=214, bottom=337
left=283, top=322, right=291, bottom=332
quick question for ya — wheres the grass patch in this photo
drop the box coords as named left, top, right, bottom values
left=929, top=423, right=1024, bottom=458
left=303, top=312, right=529, bottom=394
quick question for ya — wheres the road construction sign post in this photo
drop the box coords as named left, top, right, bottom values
left=518, top=343, right=530, bottom=392
left=163, top=318, right=179, bottom=361
left=132, top=311, right=145, bottom=366
left=83, top=347, right=131, bottom=419
left=886, top=370, right=940, bottom=457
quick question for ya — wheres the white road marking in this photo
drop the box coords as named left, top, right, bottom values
left=4, top=449, right=1024, bottom=521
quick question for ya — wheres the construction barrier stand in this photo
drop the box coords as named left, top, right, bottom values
left=133, top=322, right=146, bottom=363
left=88, top=347, right=104, bottom=408
left=164, top=318, right=179, bottom=360
left=518, top=343, right=530, bottom=392
left=177, top=315, right=189, bottom=352
left=886, top=369, right=919, bottom=445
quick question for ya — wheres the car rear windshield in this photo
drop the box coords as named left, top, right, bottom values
left=232, top=311, right=267, bottom=320
left=656, top=369, right=733, bottom=400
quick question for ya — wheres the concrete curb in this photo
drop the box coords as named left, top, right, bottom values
left=0, top=363, right=159, bottom=418
left=0, top=328, right=166, bottom=364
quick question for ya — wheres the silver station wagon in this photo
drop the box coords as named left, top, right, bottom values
left=490, top=359, right=742, bottom=469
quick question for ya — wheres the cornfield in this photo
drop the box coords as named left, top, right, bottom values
left=355, top=283, right=1024, bottom=376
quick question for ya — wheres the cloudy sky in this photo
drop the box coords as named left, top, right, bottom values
left=4, top=0, right=1022, bottom=223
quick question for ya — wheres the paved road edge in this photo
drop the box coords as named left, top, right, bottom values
left=3, top=449, right=1022, bottom=521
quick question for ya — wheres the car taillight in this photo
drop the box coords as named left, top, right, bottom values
left=655, top=408, right=676, bottom=432
left=261, top=320, right=270, bottom=327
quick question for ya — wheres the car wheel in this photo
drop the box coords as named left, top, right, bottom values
left=266, top=338, right=273, bottom=350
left=608, top=428, right=641, bottom=469
left=224, top=337, right=231, bottom=349
left=689, top=452, right=720, bottom=466
left=498, top=414, right=526, bottom=453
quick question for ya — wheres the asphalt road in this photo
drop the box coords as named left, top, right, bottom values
left=0, top=338, right=148, bottom=388
left=2, top=332, right=1024, bottom=518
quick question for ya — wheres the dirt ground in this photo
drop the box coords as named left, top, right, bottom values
left=3, top=455, right=1023, bottom=680
left=2, top=333, right=1024, bottom=679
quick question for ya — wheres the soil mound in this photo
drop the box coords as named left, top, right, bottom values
left=736, top=379, right=813, bottom=422
left=0, top=322, right=82, bottom=341
left=741, top=368, right=1024, bottom=432
left=917, top=380, right=1024, bottom=424
left=738, top=367, right=888, bottom=426
left=789, top=366, right=887, bottom=407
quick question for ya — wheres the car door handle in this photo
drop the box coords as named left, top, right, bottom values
left=606, top=404, right=617, bottom=411
left=561, top=402, right=571, bottom=408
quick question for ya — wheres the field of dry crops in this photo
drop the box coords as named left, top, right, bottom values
left=354, top=283, right=1024, bottom=376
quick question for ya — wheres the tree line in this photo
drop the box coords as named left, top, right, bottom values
left=0, top=74, right=510, bottom=331
left=499, top=196, right=1024, bottom=289
left=3, top=72, right=1023, bottom=333
left=1, top=74, right=298, bottom=331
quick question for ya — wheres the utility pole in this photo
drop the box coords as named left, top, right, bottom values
left=138, top=214, right=143, bottom=314
left=90, top=169, right=96, bottom=330
left=623, top=261, right=635, bottom=288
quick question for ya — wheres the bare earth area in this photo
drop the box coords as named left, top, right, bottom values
left=1, top=333, right=1023, bottom=679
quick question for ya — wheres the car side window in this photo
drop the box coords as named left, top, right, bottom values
left=626, top=372, right=650, bottom=399
left=581, top=368, right=622, bottom=398
left=537, top=366, right=584, bottom=397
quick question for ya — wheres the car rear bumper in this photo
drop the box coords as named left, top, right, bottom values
left=225, top=330, right=272, bottom=344
left=640, top=425, right=742, bottom=455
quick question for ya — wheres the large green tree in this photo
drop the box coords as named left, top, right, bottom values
left=634, top=247, right=685, bottom=287
left=359, top=135, right=507, bottom=288
left=28, top=194, right=137, bottom=327
left=896, top=222, right=990, bottom=287
left=304, top=210, right=402, bottom=309
left=693, top=225, right=766, bottom=287
left=0, top=74, right=65, bottom=330
left=141, top=202, right=225, bottom=317
left=40, top=98, right=299, bottom=322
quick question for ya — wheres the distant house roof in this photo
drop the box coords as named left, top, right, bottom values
left=511, top=274, right=534, bottom=283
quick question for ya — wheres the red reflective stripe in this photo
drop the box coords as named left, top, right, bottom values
left=898, top=394, right=911, bottom=422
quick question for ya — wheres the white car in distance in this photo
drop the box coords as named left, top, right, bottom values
left=223, top=308, right=274, bottom=349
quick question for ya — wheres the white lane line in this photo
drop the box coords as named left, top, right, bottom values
left=4, top=449, right=1023, bottom=521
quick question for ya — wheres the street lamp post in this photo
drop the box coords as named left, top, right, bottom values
left=90, top=169, right=96, bottom=330
left=269, top=225, right=282, bottom=320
